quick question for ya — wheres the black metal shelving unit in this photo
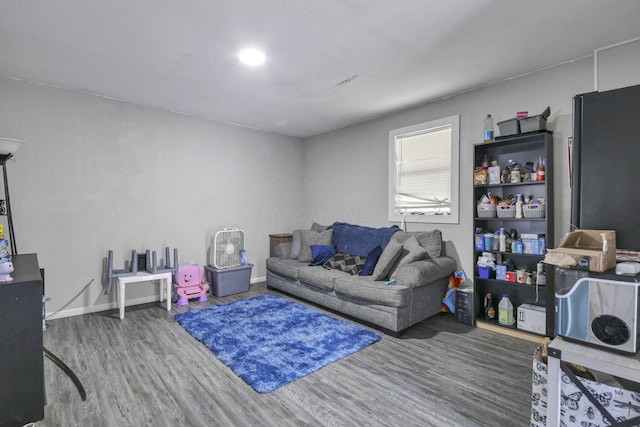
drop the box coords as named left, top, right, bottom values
left=473, top=131, right=555, bottom=337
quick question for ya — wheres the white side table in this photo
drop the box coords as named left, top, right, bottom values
left=116, top=271, right=173, bottom=320
left=547, top=336, right=640, bottom=426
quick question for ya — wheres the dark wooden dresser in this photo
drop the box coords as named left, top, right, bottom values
left=0, top=254, right=45, bottom=426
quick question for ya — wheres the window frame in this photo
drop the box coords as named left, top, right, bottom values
left=388, top=114, right=460, bottom=224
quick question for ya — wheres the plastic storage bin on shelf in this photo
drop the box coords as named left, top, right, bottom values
left=497, top=118, right=520, bottom=136
left=205, top=264, right=253, bottom=297
left=521, top=106, right=550, bottom=134
left=520, top=115, right=546, bottom=133
left=496, top=205, right=516, bottom=218
left=477, top=204, right=497, bottom=218
left=523, top=205, right=545, bottom=218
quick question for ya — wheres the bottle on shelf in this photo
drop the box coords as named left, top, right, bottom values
left=481, top=153, right=489, bottom=167
left=483, top=114, right=494, bottom=142
left=536, top=156, right=545, bottom=181
left=536, top=261, right=546, bottom=285
left=515, top=194, right=524, bottom=219
left=499, top=227, right=506, bottom=252
left=498, top=294, right=515, bottom=326
left=484, top=293, right=496, bottom=320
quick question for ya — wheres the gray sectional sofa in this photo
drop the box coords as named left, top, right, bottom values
left=266, top=223, right=456, bottom=335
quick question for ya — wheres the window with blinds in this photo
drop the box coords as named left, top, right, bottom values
left=388, top=115, right=459, bottom=224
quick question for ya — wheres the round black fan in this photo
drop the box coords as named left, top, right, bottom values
left=591, top=315, right=630, bottom=346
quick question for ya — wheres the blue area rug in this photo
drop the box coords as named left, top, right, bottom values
left=175, top=294, right=381, bottom=393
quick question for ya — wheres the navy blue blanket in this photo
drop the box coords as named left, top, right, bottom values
left=330, top=222, right=400, bottom=256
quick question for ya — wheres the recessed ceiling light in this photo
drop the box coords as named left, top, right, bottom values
left=239, top=48, right=265, bottom=66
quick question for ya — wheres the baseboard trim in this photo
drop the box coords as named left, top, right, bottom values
left=45, top=275, right=267, bottom=320
left=476, top=321, right=547, bottom=344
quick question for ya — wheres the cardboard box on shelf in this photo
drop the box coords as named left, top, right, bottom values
left=545, top=229, right=616, bottom=272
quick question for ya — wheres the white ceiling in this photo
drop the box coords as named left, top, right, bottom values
left=2, top=1, right=640, bottom=138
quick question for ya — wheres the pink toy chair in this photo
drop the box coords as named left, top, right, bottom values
left=173, top=264, right=209, bottom=306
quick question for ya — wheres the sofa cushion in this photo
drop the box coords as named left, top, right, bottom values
left=266, top=258, right=303, bottom=279
left=390, top=236, right=426, bottom=279
left=333, top=276, right=410, bottom=308
left=323, top=253, right=367, bottom=275
left=372, top=239, right=404, bottom=281
left=358, top=245, right=383, bottom=276
left=395, top=257, right=457, bottom=287
left=298, top=229, right=333, bottom=262
left=330, top=222, right=400, bottom=256
left=391, top=230, right=442, bottom=259
left=298, top=266, right=344, bottom=291
left=309, top=245, right=336, bottom=266
left=275, top=241, right=292, bottom=259
left=289, top=229, right=303, bottom=259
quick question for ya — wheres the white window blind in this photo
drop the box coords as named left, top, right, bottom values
left=394, top=125, right=452, bottom=215
left=388, top=115, right=459, bottom=224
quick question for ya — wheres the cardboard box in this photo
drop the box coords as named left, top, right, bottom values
left=473, top=168, right=488, bottom=185
left=517, top=303, right=546, bottom=334
left=546, top=229, right=616, bottom=272
left=488, top=166, right=501, bottom=184
left=477, top=266, right=491, bottom=279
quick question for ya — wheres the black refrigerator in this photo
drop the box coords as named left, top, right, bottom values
left=571, top=83, right=640, bottom=255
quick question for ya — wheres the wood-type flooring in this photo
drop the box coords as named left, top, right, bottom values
left=39, top=282, right=539, bottom=426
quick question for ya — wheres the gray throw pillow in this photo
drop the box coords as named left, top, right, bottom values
left=372, top=239, right=404, bottom=281
left=415, top=230, right=442, bottom=259
left=389, top=230, right=442, bottom=259
left=390, top=235, right=426, bottom=279
left=298, top=229, right=333, bottom=262
left=289, top=229, right=304, bottom=259
left=310, top=222, right=329, bottom=232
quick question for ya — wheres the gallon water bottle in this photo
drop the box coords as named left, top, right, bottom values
left=483, top=114, right=494, bottom=142
left=498, top=294, right=515, bottom=326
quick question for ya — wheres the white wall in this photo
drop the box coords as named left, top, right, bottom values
left=302, top=41, right=640, bottom=283
left=0, top=78, right=304, bottom=317
left=1, top=39, right=637, bottom=318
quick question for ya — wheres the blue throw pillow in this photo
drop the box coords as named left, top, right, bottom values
left=309, top=245, right=336, bottom=266
left=330, top=222, right=400, bottom=256
left=358, top=245, right=383, bottom=276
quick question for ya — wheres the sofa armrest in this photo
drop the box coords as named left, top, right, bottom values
left=274, top=242, right=292, bottom=259
left=396, top=256, right=456, bottom=288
